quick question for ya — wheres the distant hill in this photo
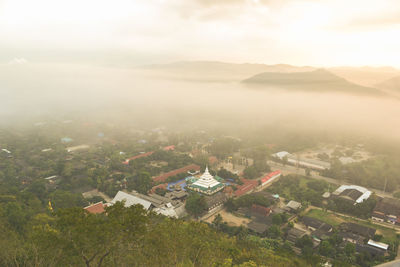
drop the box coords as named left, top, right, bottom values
left=139, top=61, right=315, bottom=82
left=329, top=66, right=400, bottom=87
left=242, top=69, right=385, bottom=95
left=376, top=75, right=400, bottom=96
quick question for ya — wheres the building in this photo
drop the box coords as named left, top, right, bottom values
left=339, top=222, right=376, bottom=240
left=367, top=240, right=389, bottom=252
left=372, top=197, right=400, bottom=224
left=247, top=221, right=270, bottom=234
left=111, top=190, right=186, bottom=218
left=234, top=179, right=258, bottom=197
left=287, top=228, right=307, bottom=243
left=332, top=185, right=371, bottom=205
left=260, top=170, right=282, bottom=186
left=204, top=192, right=227, bottom=212
left=66, top=144, right=89, bottom=153
left=84, top=202, right=106, bottom=214
left=111, top=191, right=153, bottom=210
left=272, top=151, right=331, bottom=170
left=285, top=200, right=302, bottom=212
left=301, top=216, right=333, bottom=232
left=153, top=164, right=201, bottom=183
left=187, top=166, right=225, bottom=195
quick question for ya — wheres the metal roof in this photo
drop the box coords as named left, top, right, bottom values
left=111, top=191, right=152, bottom=210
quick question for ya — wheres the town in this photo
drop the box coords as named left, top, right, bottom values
left=1, top=119, right=400, bottom=267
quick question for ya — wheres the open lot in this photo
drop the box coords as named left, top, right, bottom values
left=205, top=209, right=250, bottom=227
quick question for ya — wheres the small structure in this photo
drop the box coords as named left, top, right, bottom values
left=302, top=216, right=333, bottom=232
left=187, top=166, right=225, bottom=195
left=372, top=197, right=400, bottom=224
left=285, top=200, right=302, bottom=212
left=84, top=202, right=106, bottom=214
left=247, top=221, right=269, bottom=234
left=332, top=185, right=371, bottom=205
left=368, top=240, right=389, bottom=251
left=322, top=192, right=331, bottom=198
left=287, top=227, right=307, bottom=243
left=66, top=144, right=89, bottom=153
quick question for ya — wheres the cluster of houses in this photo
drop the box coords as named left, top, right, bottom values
left=288, top=217, right=390, bottom=257
left=372, top=197, right=400, bottom=225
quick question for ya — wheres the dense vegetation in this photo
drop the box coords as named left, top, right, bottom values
left=322, top=156, right=400, bottom=193
left=0, top=202, right=310, bottom=267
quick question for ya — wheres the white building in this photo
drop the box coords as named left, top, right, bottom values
left=187, top=166, right=225, bottom=195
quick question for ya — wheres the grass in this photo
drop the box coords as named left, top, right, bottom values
left=303, top=209, right=344, bottom=226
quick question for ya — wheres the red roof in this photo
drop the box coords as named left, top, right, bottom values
left=234, top=179, right=258, bottom=197
left=122, top=151, right=154, bottom=165
left=163, top=145, right=175, bottom=151
left=84, top=202, right=105, bottom=214
left=153, top=164, right=200, bottom=182
left=261, top=170, right=281, bottom=184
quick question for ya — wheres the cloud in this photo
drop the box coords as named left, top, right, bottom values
left=8, top=58, right=28, bottom=64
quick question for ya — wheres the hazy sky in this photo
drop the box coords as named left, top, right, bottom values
left=1, top=0, right=400, bottom=67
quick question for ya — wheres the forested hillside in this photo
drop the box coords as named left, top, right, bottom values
left=0, top=202, right=309, bottom=267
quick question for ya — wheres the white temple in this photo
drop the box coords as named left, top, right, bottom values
left=188, top=166, right=225, bottom=195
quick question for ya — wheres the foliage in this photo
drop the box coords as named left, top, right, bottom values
left=185, top=193, right=207, bottom=217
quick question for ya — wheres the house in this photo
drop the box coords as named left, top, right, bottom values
left=247, top=221, right=270, bottom=234
left=332, top=185, right=371, bottom=205
left=339, top=222, right=376, bottom=239
left=287, top=227, right=307, bottom=243
left=372, top=197, right=400, bottom=224
left=84, top=202, right=106, bottom=214
left=251, top=204, right=271, bottom=217
left=285, top=200, right=302, bottom=212
left=356, top=243, right=386, bottom=256
left=301, top=216, right=333, bottom=232
left=204, top=192, right=227, bottom=212
left=338, top=232, right=365, bottom=244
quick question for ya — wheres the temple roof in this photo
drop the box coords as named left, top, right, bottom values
left=192, top=166, right=222, bottom=189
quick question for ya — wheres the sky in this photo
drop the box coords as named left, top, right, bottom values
left=1, top=0, right=400, bottom=67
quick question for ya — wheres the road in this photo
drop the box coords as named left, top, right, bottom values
left=267, top=160, right=395, bottom=199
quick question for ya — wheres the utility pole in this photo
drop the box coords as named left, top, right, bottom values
left=383, top=176, right=388, bottom=193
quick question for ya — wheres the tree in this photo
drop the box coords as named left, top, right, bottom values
left=32, top=202, right=148, bottom=267
left=127, top=171, right=152, bottom=194
left=185, top=193, right=207, bottom=217
left=243, top=166, right=258, bottom=179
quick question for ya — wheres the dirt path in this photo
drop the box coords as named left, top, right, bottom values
left=204, top=209, right=250, bottom=227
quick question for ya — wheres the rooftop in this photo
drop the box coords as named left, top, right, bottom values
left=84, top=202, right=106, bottom=214
left=333, top=185, right=371, bottom=204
